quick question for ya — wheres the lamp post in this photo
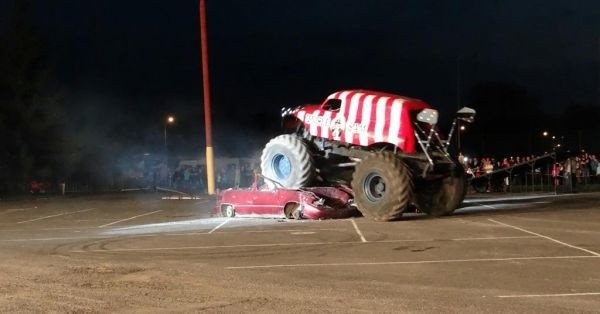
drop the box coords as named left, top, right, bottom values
left=164, top=115, right=175, bottom=153
left=542, top=131, right=549, bottom=153
left=458, top=124, right=466, bottom=152
left=199, top=0, right=216, bottom=195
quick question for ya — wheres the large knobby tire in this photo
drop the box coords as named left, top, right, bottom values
left=413, top=168, right=467, bottom=217
left=351, top=152, right=413, bottom=221
left=260, top=134, right=315, bottom=189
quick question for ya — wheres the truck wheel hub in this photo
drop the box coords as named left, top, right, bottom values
left=364, top=172, right=386, bottom=202
left=272, top=154, right=292, bottom=180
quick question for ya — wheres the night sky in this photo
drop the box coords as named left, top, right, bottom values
left=3, top=0, right=600, bottom=156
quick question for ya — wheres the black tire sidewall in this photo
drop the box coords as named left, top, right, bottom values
left=352, top=153, right=412, bottom=221
left=414, top=169, right=467, bottom=216
left=262, top=143, right=303, bottom=187
left=260, top=135, right=315, bottom=189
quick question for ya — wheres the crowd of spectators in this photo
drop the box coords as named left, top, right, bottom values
left=169, top=160, right=257, bottom=193
left=459, top=153, right=540, bottom=177
left=459, top=152, right=600, bottom=192
left=551, top=153, right=599, bottom=186
left=171, top=165, right=206, bottom=192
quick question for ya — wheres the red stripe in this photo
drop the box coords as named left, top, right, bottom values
left=351, top=93, right=368, bottom=145
left=366, top=96, right=380, bottom=146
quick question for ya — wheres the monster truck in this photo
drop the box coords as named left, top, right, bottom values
left=260, top=90, right=476, bottom=221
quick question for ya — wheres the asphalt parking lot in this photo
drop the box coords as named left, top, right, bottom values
left=0, top=192, right=599, bottom=313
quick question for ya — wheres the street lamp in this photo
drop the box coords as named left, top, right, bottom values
left=164, top=115, right=175, bottom=152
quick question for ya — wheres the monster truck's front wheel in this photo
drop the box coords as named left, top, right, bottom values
left=261, top=134, right=315, bottom=189
left=413, top=168, right=467, bottom=217
left=352, top=152, right=413, bottom=221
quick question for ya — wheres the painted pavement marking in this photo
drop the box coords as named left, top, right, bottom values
left=98, top=210, right=163, bottom=228
left=226, top=255, right=599, bottom=270
left=16, top=208, right=95, bottom=224
left=350, top=219, right=367, bottom=243
left=488, top=218, right=600, bottom=257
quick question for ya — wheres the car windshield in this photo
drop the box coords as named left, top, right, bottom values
left=254, top=174, right=284, bottom=190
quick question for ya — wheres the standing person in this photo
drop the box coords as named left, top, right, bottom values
left=551, top=163, right=561, bottom=187
left=183, top=167, right=191, bottom=190
left=591, top=155, right=599, bottom=183
left=564, top=158, right=575, bottom=192
left=574, top=157, right=582, bottom=184
left=581, top=155, right=590, bottom=184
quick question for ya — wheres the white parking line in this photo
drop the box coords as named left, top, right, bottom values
left=1, top=236, right=113, bottom=242
left=226, top=255, right=599, bottom=270
left=0, top=207, right=35, bottom=215
left=477, top=203, right=498, bottom=210
left=98, top=210, right=163, bottom=228
left=488, top=218, right=600, bottom=257
left=350, top=219, right=367, bottom=242
left=498, top=292, right=600, bottom=298
left=208, top=219, right=230, bottom=234
left=70, top=235, right=548, bottom=253
left=16, top=208, right=95, bottom=224
left=448, top=236, right=538, bottom=241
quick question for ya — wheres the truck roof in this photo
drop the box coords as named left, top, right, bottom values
left=326, top=90, right=430, bottom=111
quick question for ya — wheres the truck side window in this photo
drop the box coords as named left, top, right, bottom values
left=321, top=99, right=342, bottom=111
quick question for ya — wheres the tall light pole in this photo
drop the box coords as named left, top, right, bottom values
left=199, top=0, right=216, bottom=194
left=164, top=115, right=175, bottom=154
left=458, top=124, right=466, bottom=152
left=456, top=55, right=462, bottom=154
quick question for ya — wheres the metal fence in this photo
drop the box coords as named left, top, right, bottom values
left=470, top=170, right=600, bottom=194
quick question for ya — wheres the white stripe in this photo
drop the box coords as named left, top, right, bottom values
left=387, top=100, right=403, bottom=145
left=477, top=203, right=498, bottom=210
left=320, top=110, right=332, bottom=138
left=75, top=235, right=552, bottom=253
left=226, top=255, right=597, bottom=270
left=336, top=91, right=351, bottom=118
left=359, top=95, right=375, bottom=146
left=488, top=219, right=600, bottom=256
left=17, top=208, right=95, bottom=224
left=297, top=110, right=306, bottom=122
left=309, top=110, right=320, bottom=136
left=208, top=218, right=230, bottom=234
left=98, top=210, right=163, bottom=228
left=2, top=236, right=113, bottom=242
left=498, top=292, right=600, bottom=298
left=0, top=207, right=35, bottom=214
left=374, top=97, right=389, bottom=142
left=344, top=93, right=363, bottom=143
left=350, top=219, right=367, bottom=242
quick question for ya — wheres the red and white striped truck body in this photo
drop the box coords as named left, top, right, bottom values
left=291, top=90, right=430, bottom=154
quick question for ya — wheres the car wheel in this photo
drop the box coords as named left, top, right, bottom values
left=284, top=202, right=302, bottom=219
left=221, top=204, right=235, bottom=218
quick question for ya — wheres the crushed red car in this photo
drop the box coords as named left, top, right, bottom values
left=214, top=175, right=360, bottom=219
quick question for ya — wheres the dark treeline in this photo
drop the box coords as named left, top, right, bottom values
left=461, top=82, right=600, bottom=157
left=0, top=1, right=67, bottom=193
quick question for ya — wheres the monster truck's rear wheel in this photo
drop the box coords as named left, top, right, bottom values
left=260, top=134, right=315, bottom=189
left=351, top=152, right=412, bottom=221
left=413, top=168, right=467, bottom=217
